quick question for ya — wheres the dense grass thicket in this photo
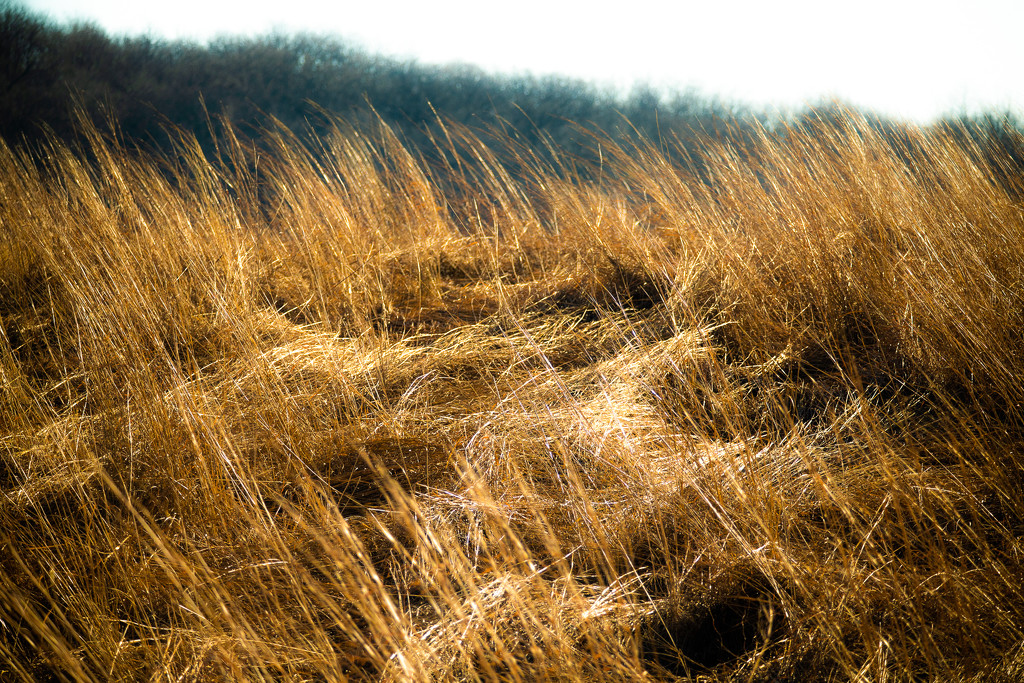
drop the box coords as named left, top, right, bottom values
left=1, top=112, right=1023, bottom=681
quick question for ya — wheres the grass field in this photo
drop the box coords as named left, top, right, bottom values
left=1, top=112, right=1023, bottom=681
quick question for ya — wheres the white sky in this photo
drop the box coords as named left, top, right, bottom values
left=22, top=0, right=1024, bottom=123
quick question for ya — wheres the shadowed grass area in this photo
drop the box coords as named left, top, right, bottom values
left=1, top=112, right=1023, bottom=681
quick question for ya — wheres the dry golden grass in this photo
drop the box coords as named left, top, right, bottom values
left=1, top=111, right=1023, bottom=681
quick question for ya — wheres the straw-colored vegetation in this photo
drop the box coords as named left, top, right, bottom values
left=1, top=112, right=1023, bottom=681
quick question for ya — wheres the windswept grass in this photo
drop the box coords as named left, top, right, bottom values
left=1, top=112, right=1023, bottom=681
